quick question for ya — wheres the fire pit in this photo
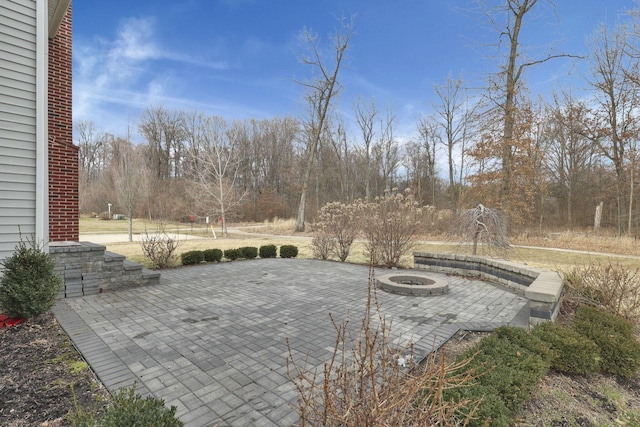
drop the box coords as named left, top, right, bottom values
left=376, top=272, right=448, bottom=296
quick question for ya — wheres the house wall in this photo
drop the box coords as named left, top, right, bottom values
left=0, top=0, right=39, bottom=259
left=48, top=3, right=77, bottom=242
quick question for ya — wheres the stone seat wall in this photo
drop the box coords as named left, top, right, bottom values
left=413, top=251, right=564, bottom=326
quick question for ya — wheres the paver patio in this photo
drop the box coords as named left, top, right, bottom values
left=53, top=258, right=529, bottom=426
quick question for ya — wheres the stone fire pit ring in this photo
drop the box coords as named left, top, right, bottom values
left=377, top=272, right=449, bottom=296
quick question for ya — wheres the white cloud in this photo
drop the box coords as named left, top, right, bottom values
left=73, top=16, right=229, bottom=134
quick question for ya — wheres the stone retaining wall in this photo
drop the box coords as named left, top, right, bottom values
left=413, top=251, right=564, bottom=326
left=50, top=242, right=160, bottom=298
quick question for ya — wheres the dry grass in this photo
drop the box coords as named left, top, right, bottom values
left=514, top=230, right=640, bottom=257
left=79, top=216, right=186, bottom=234
left=245, top=217, right=302, bottom=235
left=80, top=218, right=640, bottom=272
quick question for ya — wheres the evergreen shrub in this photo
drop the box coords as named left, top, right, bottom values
left=203, top=248, right=223, bottom=263
left=532, top=321, right=600, bottom=375
left=180, top=250, right=204, bottom=266
left=0, top=236, right=62, bottom=318
left=446, top=327, right=550, bottom=426
left=280, top=245, right=298, bottom=258
left=224, top=248, right=241, bottom=261
left=259, top=244, right=277, bottom=259
left=239, top=246, right=258, bottom=260
left=99, top=385, right=183, bottom=426
left=573, top=306, right=640, bottom=378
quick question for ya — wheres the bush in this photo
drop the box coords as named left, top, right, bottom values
left=311, top=232, right=333, bottom=260
left=259, top=244, right=277, bottom=259
left=224, top=248, right=241, bottom=261
left=532, top=321, right=600, bottom=375
left=573, top=306, right=640, bottom=378
left=492, top=326, right=553, bottom=360
left=100, top=385, right=183, bottom=426
left=564, top=262, right=640, bottom=323
left=469, top=334, right=549, bottom=412
left=0, top=236, right=62, bottom=318
left=203, top=248, right=223, bottom=262
left=359, top=189, right=422, bottom=267
left=447, top=384, right=511, bottom=427
left=448, top=329, right=550, bottom=425
left=312, top=202, right=360, bottom=262
left=279, top=245, right=298, bottom=258
left=239, top=246, right=258, bottom=260
left=140, top=231, right=183, bottom=269
left=180, top=250, right=204, bottom=266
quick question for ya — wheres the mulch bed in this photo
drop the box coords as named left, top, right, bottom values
left=0, top=312, right=110, bottom=427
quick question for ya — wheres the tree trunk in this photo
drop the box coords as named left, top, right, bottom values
left=295, top=21, right=352, bottom=232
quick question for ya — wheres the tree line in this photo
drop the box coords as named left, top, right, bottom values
left=77, top=1, right=640, bottom=235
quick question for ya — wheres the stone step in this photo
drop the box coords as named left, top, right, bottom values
left=123, top=259, right=143, bottom=272
left=104, top=251, right=126, bottom=263
left=142, top=268, right=161, bottom=286
left=51, top=243, right=162, bottom=298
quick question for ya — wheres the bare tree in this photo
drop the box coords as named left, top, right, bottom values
left=584, top=23, right=640, bottom=234
left=139, top=106, right=186, bottom=180
left=546, top=90, right=598, bottom=228
left=112, top=134, right=149, bottom=242
left=319, top=116, right=351, bottom=203
left=189, top=116, right=246, bottom=236
left=413, top=116, right=440, bottom=205
left=76, top=120, right=111, bottom=214
left=76, top=120, right=108, bottom=181
left=354, top=96, right=377, bottom=200
left=295, top=17, right=354, bottom=232
left=432, top=75, right=478, bottom=206
left=373, top=106, right=401, bottom=194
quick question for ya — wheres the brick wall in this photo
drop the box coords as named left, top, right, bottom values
left=48, top=3, right=78, bottom=242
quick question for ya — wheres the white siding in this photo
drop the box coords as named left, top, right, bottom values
left=0, top=0, right=38, bottom=259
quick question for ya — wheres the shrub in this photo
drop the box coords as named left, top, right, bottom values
left=448, top=329, right=550, bottom=425
left=239, top=246, right=258, bottom=260
left=181, top=250, right=204, bottom=266
left=224, top=248, right=241, bottom=261
left=100, top=385, right=183, bottom=426
left=140, top=231, right=183, bottom=269
left=203, top=248, right=223, bottom=263
left=469, top=334, right=549, bottom=411
left=312, top=202, right=360, bottom=262
left=447, top=384, right=511, bottom=427
left=0, top=236, right=62, bottom=319
left=564, top=262, right=640, bottom=323
left=532, top=321, right=600, bottom=375
left=573, top=306, right=640, bottom=378
left=259, top=244, right=277, bottom=259
left=311, top=231, right=333, bottom=260
left=358, top=189, right=422, bottom=267
left=280, top=245, right=298, bottom=258
left=492, top=326, right=553, bottom=360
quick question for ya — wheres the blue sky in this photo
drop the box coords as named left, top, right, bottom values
left=73, top=0, right=637, bottom=142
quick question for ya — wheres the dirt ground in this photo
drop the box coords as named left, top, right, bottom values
left=0, top=312, right=109, bottom=427
left=1, top=312, right=639, bottom=426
